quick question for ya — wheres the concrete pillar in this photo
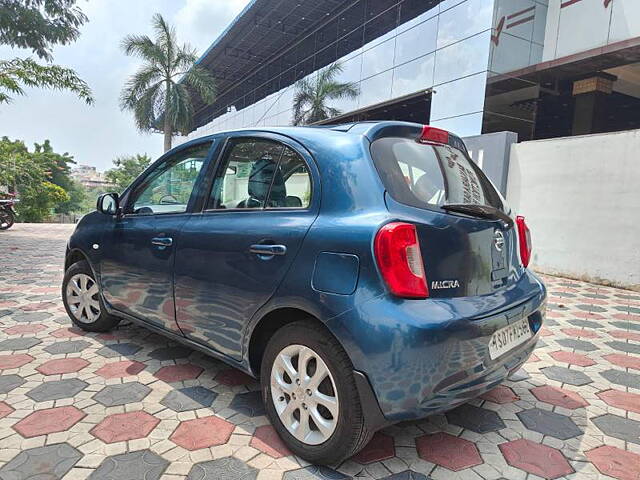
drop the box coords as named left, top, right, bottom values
left=571, top=73, right=616, bottom=136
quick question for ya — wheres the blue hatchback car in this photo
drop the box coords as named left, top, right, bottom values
left=63, top=121, right=546, bottom=464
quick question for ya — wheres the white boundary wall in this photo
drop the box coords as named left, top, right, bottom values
left=507, top=129, right=640, bottom=290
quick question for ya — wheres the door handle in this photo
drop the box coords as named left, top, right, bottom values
left=151, top=237, right=173, bottom=247
left=249, top=244, right=287, bottom=256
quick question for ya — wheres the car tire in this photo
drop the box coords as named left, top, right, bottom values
left=261, top=320, right=373, bottom=465
left=62, top=260, right=120, bottom=332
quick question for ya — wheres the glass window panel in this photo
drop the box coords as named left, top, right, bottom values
left=331, top=81, right=361, bottom=114
left=610, top=0, right=640, bottom=44
left=316, top=21, right=338, bottom=51
left=362, top=38, right=396, bottom=79
left=436, top=0, right=494, bottom=49
left=431, top=112, right=484, bottom=137
left=314, top=44, right=338, bottom=72
left=267, top=147, right=311, bottom=209
left=494, top=0, right=536, bottom=43
left=339, top=1, right=366, bottom=37
left=399, top=0, right=440, bottom=32
left=430, top=72, right=487, bottom=121
left=488, top=32, right=532, bottom=75
left=555, top=1, right=610, bottom=58
left=337, top=53, right=363, bottom=84
left=533, top=3, right=548, bottom=45
left=131, top=144, right=211, bottom=215
left=395, top=16, right=437, bottom=66
left=337, top=26, right=364, bottom=58
left=439, top=0, right=467, bottom=13
left=392, top=53, right=435, bottom=97
left=364, top=4, right=399, bottom=46
left=434, top=30, right=491, bottom=85
left=359, top=70, right=393, bottom=108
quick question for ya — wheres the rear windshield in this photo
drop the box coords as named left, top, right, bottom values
left=371, top=137, right=505, bottom=211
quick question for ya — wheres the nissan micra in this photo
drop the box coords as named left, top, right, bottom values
left=62, top=121, right=546, bottom=464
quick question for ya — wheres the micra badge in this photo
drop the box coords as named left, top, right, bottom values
left=431, top=280, right=460, bottom=290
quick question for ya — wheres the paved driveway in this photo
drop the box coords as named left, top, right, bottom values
left=0, top=223, right=638, bottom=480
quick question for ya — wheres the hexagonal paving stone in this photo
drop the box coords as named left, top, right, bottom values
left=606, top=340, right=640, bottom=355
left=560, top=327, right=600, bottom=338
left=380, top=472, right=428, bottom=480
left=0, top=401, right=15, bottom=418
left=446, top=403, right=506, bottom=433
left=600, top=368, right=640, bottom=388
left=170, top=415, right=234, bottom=450
left=10, top=311, right=52, bottom=323
left=586, top=445, right=640, bottom=480
left=50, top=326, right=85, bottom=338
left=228, top=391, right=266, bottom=417
left=609, top=329, right=640, bottom=342
left=0, top=443, right=82, bottom=480
left=95, top=359, right=146, bottom=379
left=352, top=432, right=395, bottom=464
left=499, top=439, right=574, bottom=479
left=0, top=374, right=26, bottom=393
left=148, top=345, right=193, bottom=360
left=567, top=319, right=602, bottom=329
left=26, top=378, right=88, bottom=402
left=187, top=457, right=258, bottom=480
left=91, top=411, right=159, bottom=443
left=93, top=381, right=152, bottom=406
left=541, top=366, right=593, bottom=386
left=548, top=350, right=596, bottom=367
left=592, top=414, right=640, bottom=445
left=249, top=425, right=292, bottom=459
left=154, top=363, right=203, bottom=382
left=597, top=389, right=640, bottom=414
left=215, top=368, right=256, bottom=386
left=0, top=337, right=41, bottom=351
left=160, top=386, right=217, bottom=412
left=416, top=432, right=482, bottom=471
left=88, top=449, right=169, bottom=480
left=555, top=338, right=598, bottom=352
left=97, top=342, right=142, bottom=358
left=44, top=340, right=92, bottom=355
left=283, top=466, right=350, bottom=480
left=36, top=358, right=89, bottom=375
left=517, top=408, right=583, bottom=440
left=0, top=353, right=34, bottom=369
left=530, top=385, right=589, bottom=409
left=13, top=406, right=85, bottom=438
left=4, top=323, right=47, bottom=335
left=603, top=353, right=640, bottom=370
left=480, top=385, right=519, bottom=404
left=508, top=368, right=530, bottom=381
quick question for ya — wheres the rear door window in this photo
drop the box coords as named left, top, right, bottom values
left=370, top=137, right=505, bottom=211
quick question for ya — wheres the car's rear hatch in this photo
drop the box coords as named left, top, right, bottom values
left=370, top=125, right=525, bottom=302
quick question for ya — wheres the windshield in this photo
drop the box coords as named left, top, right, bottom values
left=371, top=137, right=506, bottom=212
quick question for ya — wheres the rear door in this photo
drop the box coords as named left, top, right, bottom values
left=371, top=131, right=521, bottom=299
left=174, top=133, right=319, bottom=359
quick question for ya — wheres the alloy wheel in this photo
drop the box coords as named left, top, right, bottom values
left=270, top=344, right=339, bottom=445
left=65, top=273, right=101, bottom=323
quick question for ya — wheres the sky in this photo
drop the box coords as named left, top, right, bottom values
left=0, top=0, right=251, bottom=171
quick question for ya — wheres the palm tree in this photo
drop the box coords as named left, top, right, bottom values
left=120, top=13, right=216, bottom=152
left=292, top=62, right=359, bottom=126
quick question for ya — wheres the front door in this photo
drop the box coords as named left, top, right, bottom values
left=174, top=134, right=318, bottom=359
left=100, top=141, right=214, bottom=332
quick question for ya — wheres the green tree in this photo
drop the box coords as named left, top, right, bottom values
left=292, top=62, right=359, bottom=126
left=105, top=154, right=152, bottom=192
left=0, top=0, right=93, bottom=104
left=18, top=180, right=69, bottom=222
left=120, top=13, right=216, bottom=152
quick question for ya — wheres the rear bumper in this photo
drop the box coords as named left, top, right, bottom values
left=328, top=270, right=546, bottom=422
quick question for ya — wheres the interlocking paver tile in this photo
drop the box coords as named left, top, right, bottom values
left=89, top=450, right=169, bottom=480
left=0, top=443, right=82, bottom=480
left=592, top=414, right=640, bottom=445
left=187, top=457, right=258, bottom=480
left=352, top=432, right=395, bottom=464
left=517, top=408, right=583, bottom=440
left=44, top=339, right=92, bottom=355
left=26, top=378, right=88, bottom=402
left=446, top=403, right=506, bottom=433
left=13, top=406, right=86, bottom=437
left=1, top=225, right=639, bottom=479
left=160, top=385, right=217, bottom=411
left=93, top=381, right=152, bottom=406
left=170, top=415, right=234, bottom=450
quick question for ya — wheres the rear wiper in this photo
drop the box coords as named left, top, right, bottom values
left=441, top=203, right=513, bottom=227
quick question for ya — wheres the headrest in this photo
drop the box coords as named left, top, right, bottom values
left=248, top=156, right=286, bottom=205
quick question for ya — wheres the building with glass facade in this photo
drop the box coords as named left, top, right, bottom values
left=186, top=0, right=640, bottom=142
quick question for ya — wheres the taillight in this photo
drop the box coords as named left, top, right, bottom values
left=516, top=215, right=532, bottom=267
left=374, top=222, right=429, bottom=299
left=419, top=125, right=449, bottom=145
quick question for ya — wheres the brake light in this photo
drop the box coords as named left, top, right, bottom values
left=419, top=126, right=449, bottom=145
left=516, top=215, right=532, bottom=267
left=374, top=222, right=429, bottom=299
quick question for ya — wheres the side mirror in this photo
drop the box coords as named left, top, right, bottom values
left=97, top=192, right=119, bottom=215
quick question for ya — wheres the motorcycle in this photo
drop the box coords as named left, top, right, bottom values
left=0, top=194, right=17, bottom=230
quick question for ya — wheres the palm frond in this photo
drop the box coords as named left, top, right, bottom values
left=183, top=65, right=216, bottom=103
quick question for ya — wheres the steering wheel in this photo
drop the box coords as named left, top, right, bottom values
left=159, top=194, right=179, bottom=205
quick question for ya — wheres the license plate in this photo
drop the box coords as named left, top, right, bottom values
left=489, top=317, right=532, bottom=360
